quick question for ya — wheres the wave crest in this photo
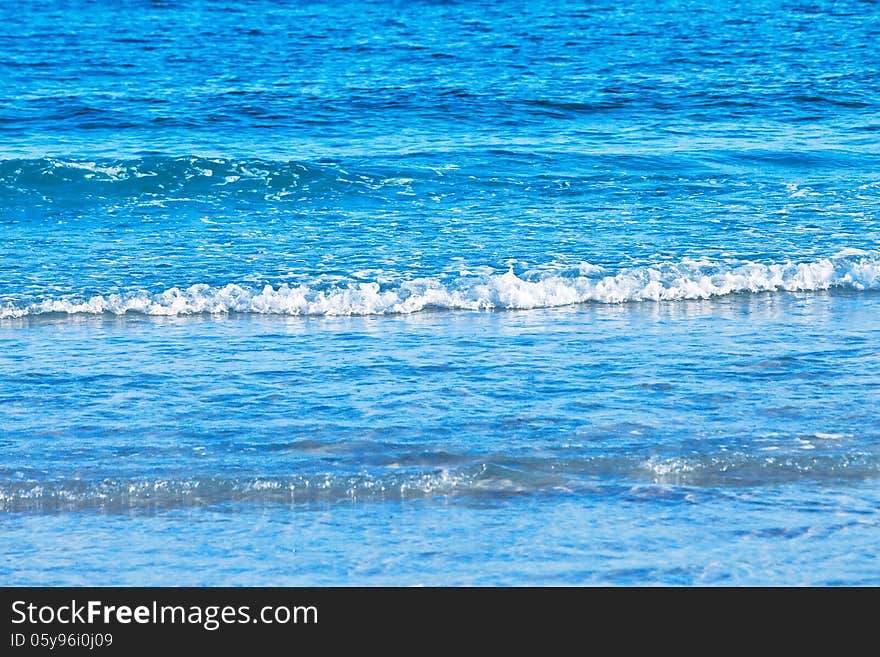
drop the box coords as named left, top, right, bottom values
left=3, top=251, right=879, bottom=319
left=0, top=156, right=390, bottom=202
left=3, top=447, right=878, bottom=512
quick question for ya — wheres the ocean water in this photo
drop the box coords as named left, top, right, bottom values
left=1, top=0, right=879, bottom=585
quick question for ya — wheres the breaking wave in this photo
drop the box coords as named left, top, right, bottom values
left=2, top=251, right=879, bottom=319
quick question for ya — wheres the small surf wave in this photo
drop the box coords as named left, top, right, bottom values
left=0, top=156, right=397, bottom=201
left=2, top=447, right=877, bottom=512
left=2, top=251, right=879, bottom=319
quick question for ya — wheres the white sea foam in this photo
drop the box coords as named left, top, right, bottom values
left=3, top=251, right=880, bottom=319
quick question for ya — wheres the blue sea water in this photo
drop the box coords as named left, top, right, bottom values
left=1, top=0, right=879, bottom=585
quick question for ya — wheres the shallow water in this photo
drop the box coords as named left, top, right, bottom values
left=1, top=0, right=879, bottom=584
left=3, top=292, right=879, bottom=584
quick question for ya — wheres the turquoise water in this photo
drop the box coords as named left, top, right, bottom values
left=1, top=0, right=879, bottom=585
